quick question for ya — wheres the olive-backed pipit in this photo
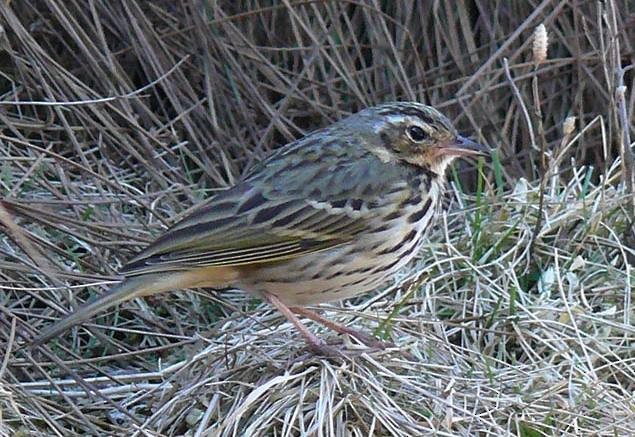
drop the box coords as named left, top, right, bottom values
left=33, top=102, right=487, bottom=355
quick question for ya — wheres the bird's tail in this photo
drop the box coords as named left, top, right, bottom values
left=31, top=273, right=181, bottom=347
left=31, top=265, right=240, bottom=347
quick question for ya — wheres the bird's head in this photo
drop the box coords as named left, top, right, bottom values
left=350, top=102, right=488, bottom=175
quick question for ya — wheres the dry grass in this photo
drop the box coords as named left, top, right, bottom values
left=1, top=1, right=634, bottom=435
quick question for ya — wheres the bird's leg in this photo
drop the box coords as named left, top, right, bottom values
left=291, top=306, right=396, bottom=350
left=262, top=292, right=342, bottom=357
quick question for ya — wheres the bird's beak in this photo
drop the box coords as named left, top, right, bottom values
left=440, top=135, right=490, bottom=157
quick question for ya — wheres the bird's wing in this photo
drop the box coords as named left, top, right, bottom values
left=122, top=144, right=408, bottom=276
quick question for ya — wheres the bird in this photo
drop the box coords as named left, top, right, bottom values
left=32, top=101, right=487, bottom=355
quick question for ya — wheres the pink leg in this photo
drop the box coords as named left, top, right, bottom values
left=291, top=306, right=395, bottom=350
left=263, top=292, right=342, bottom=357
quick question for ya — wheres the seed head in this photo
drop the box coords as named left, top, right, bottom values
left=532, top=24, right=549, bottom=65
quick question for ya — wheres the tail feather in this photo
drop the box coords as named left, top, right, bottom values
left=31, top=265, right=240, bottom=347
left=32, top=274, right=170, bottom=347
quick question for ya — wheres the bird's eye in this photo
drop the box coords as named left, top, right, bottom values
left=406, top=125, right=428, bottom=142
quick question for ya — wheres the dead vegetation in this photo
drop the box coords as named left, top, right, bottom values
left=0, top=1, right=634, bottom=435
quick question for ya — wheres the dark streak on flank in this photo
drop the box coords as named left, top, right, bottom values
left=420, top=169, right=437, bottom=188
left=368, top=242, right=384, bottom=251
left=399, top=240, right=421, bottom=260
left=383, top=210, right=402, bottom=221
left=378, top=229, right=417, bottom=255
left=407, top=198, right=432, bottom=223
left=324, top=265, right=366, bottom=281
left=370, top=257, right=401, bottom=274
left=324, top=255, right=350, bottom=269
left=401, top=194, right=422, bottom=207
left=345, top=277, right=374, bottom=288
left=369, top=224, right=389, bottom=234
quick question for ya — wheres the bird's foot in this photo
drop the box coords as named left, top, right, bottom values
left=291, top=306, right=397, bottom=350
